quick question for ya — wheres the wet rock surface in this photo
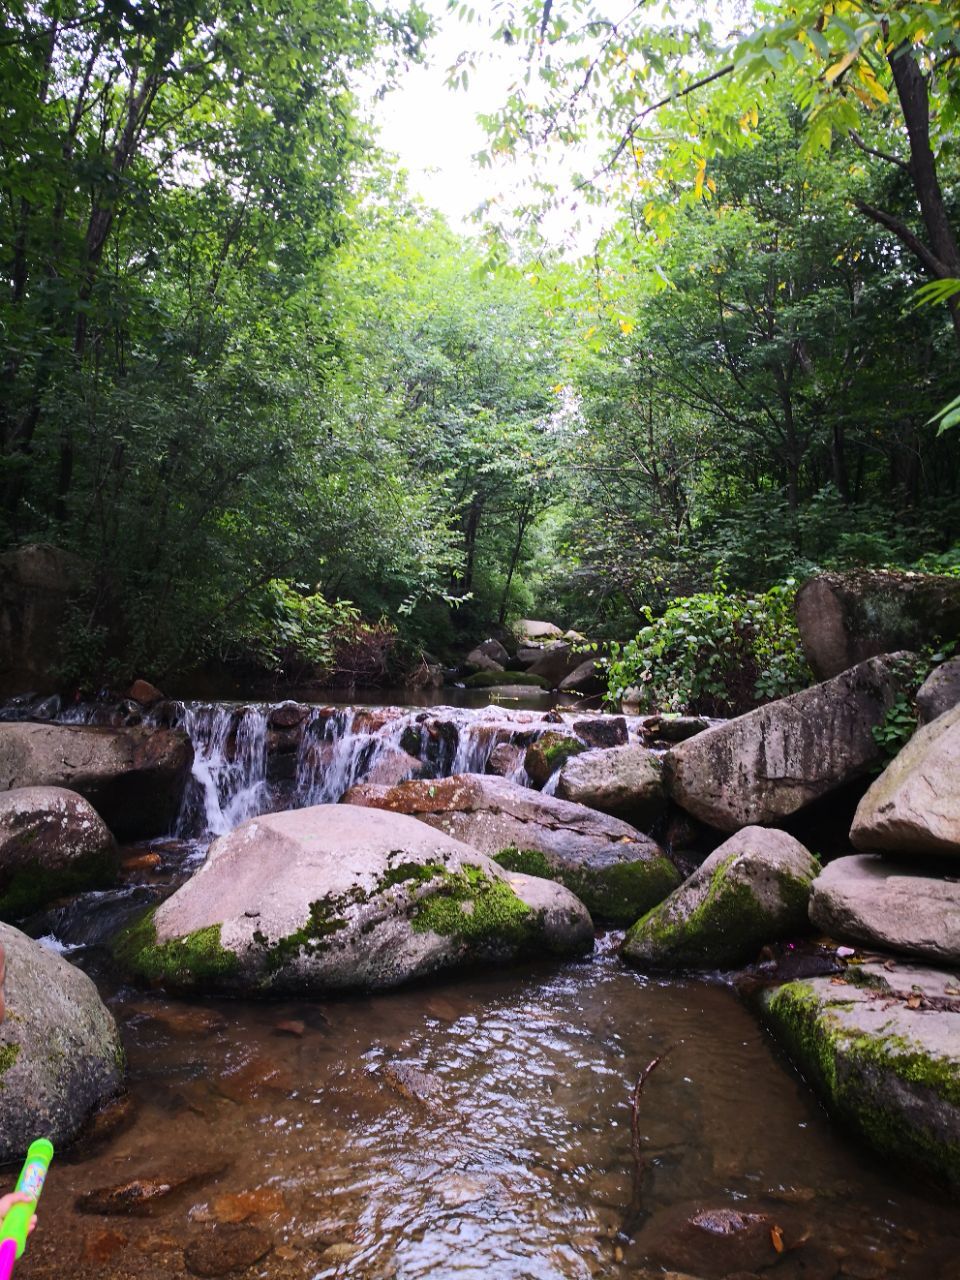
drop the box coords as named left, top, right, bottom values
left=557, top=744, right=666, bottom=825
left=761, top=959, right=960, bottom=1188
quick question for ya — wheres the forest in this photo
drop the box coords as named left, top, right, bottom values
left=2, top=0, right=959, bottom=696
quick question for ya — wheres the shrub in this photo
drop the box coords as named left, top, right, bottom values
left=604, top=581, right=811, bottom=716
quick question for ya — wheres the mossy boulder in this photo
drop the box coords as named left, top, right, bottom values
left=342, top=773, right=679, bottom=924
left=851, top=702, right=960, bottom=857
left=622, top=826, right=817, bottom=970
left=0, top=786, right=119, bottom=919
left=464, top=670, right=550, bottom=690
left=524, top=731, right=587, bottom=786
left=761, top=960, right=960, bottom=1189
left=556, top=744, right=666, bottom=826
left=113, top=805, right=593, bottom=994
left=0, top=921, right=124, bottom=1161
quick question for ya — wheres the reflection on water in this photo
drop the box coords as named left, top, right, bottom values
left=17, top=933, right=960, bottom=1280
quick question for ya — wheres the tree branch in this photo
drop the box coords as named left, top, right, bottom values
left=852, top=197, right=948, bottom=279
left=848, top=129, right=908, bottom=172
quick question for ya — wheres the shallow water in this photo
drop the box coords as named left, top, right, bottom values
left=16, top=926, right=960, bottom=1280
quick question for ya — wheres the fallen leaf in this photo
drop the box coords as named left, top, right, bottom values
left=771, top=1224, right=785, bottom=1253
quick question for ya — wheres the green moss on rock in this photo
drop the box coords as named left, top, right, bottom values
left=114, top=909, right=240, bottom=988
left=411, top=864, right=534, bottom=948
left=764, top=980, right=960, bottom=1187
left=0, top=1043, right=20, bottom=1081
left=495, top=846, right=678, bottom=925
left=0, top=847, right=119, bottom=922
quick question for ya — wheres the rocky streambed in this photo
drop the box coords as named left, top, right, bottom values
left=1, top=667, right=960, bottom=1278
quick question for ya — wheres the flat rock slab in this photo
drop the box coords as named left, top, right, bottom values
left=622, top=826, right=817, bottom=970
left=184, top=1224, right=272, bottom=1276
left=851, top=703, right=960, bottom=856
left=115, top=804, right=593, bottom=995
left=809, top=854, right=960, bottom=965
left=343, top=773, right=679, bottom=924
left=664, top=654, right=912, bottom=833
left=761, top=961, right=960, bottom=1188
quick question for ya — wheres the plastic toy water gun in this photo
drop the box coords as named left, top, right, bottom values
left=0, top=1139, right=53, bottom=1280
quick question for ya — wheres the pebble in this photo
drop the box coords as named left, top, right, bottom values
left=183, top=1224, right=272, bottom=1276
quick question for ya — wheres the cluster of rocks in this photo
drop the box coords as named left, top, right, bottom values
left=453, top=619, right=604, bottom=696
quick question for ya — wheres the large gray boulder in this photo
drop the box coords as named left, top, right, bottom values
left=512, top=620, right=563, bottom=644
left=916, top=656, right=960, bottom=725
left=524, top=643, right=583, bottom=688
left=0, top=786, right=118, bottom=919
left=809, top=855, right=960, bottom=964
left=557, top=745, right=666, bottom=826
left=622, top=827, right=817, bottom=970
left=342, top=773, right=679, bottom=924
left=0, top=722, right=193, bottom=840
left=761, top=960, right=960, bottom=1188
left=851, top=704, right=960, bottom=856
left=114, top=805, right=593, bottom=994
left=0, top=544, right=88, bottom=697
left=0, top=922, right=123, bottom=1161
left=467, top=638, right=510, bottom=669
left=795, top=570, right=960, bottom=680
left=665, top=654, right=912, bottom=834
left=558, top=659, right=606, bottom=695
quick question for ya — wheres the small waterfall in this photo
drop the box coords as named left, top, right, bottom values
left=175, top=703, right=269, bottom=837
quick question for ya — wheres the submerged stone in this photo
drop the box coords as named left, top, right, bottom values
left=761, top=960, right=960, bottom=1189
left=622, top=826, right=817, bottom=970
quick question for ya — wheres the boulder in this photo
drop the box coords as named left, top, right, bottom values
left=851, top=703, right=960, bottom=856
left=622, top=827, right=817, bottom=969
left=809, top=855, right=960, bottom=964
left=761, top=959, right=960, bottom=1188
left=469, top=638, right=510, bottom=667
left=572, top=716, right=628, bottom=749
left=0, top=787, right=119, bottom=919
left=558, top=659, right=605, bottom=695
left=557, top=745, right=666, bottom=826
left=642, top=714, right=712, bottom=744
left=512, top=620, right=564, bottom=643
left=917, top=657, right=960, bottom=725
left=0, top=543, right=89, bottom=697
left=342, top=773, right=679, bottom=924
left=126, top=680, right=164, bottom=708
left=0, top=922, right=124, bottom=1161
left=486, top=743, right=524, bottom=778
left=114, top=804, right=592, bottom=994
left=514, top=645, right=546, bottom=668
left=525, top=643, right=583, bottom=689
left=795, top=570, right=960, bottom=680
left=665, top=654, right=912, bottom=834
left=464, top=671, right=549, bottom=690
left=464, top=649, right=504, bottom=674
left=0, top=722, right=193, bottom=840
left=524, top=731, right=586, bottom=786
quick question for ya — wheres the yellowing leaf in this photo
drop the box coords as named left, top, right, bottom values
left=824, top=47, right=859, bottom=82
left=619, top=318, right=635, bottom=334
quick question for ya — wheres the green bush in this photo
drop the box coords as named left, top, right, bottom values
left=604, top=581, right=811, bottom=716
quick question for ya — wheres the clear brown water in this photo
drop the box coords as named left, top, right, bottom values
left=16, top=930, right=960, bottom=1280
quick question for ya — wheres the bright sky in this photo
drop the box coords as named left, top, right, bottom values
left=371, top=0, right=618, bottom=254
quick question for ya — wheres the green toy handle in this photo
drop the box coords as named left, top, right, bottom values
left=2, top=1139, right=53, bottom=1260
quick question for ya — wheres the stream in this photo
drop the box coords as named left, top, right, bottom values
left=10, top=697, right=960, bottom=1279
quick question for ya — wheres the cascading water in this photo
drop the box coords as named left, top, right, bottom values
left=174, top=703, right=269, bottom=837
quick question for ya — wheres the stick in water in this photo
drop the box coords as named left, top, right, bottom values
left=0, top=1139, right=54, bottom=1280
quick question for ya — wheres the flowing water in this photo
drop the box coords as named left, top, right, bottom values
left=5, top=697, right=960, bottom=1278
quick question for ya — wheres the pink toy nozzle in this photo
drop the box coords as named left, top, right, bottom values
left=0, top=1236, right=16, bottom=1280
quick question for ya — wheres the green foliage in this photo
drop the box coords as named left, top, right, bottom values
left=871, top=645, right=957, bottom=763
left=605, top=581, right=810, bottom=716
